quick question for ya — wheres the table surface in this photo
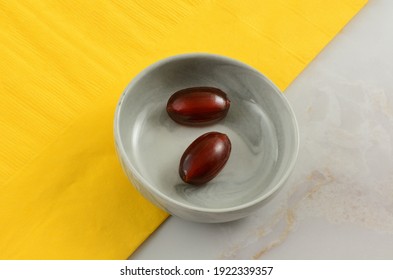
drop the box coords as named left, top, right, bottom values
left=131, top=0, right=393, bottom=259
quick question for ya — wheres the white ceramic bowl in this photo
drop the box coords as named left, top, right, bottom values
left=114, top=53, right=299, bottom=223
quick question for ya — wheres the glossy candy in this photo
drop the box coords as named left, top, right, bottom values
left=166, top=87, right=230, bottom=126
left=179, top=132, right=231, bottom=185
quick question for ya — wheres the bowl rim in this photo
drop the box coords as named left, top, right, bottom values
left=114, top=52, right=299, bottom=214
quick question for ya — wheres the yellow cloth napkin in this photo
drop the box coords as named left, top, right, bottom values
left=0, top=0, right=367, bottom=259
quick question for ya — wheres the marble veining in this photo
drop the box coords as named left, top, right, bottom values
left=219, top=76, right=393, bottom=258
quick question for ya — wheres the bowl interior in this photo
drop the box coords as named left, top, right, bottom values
left=116, top=54, right=298, bottom=211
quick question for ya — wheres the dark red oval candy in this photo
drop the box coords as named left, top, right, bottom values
left=166, top=87, right=230, bottom=126
left=179, top=132, right=231, bottom=185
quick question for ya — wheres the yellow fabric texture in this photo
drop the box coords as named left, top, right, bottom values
left=0, top=0, right=367, bottom=259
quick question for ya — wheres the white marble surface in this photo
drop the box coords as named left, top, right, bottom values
left=131, top=0, right=393, bottom=259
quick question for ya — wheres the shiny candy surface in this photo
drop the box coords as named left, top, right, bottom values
left=179, top=132, right=231, bottom=185
left=166, top=87, right=230, bottom=126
